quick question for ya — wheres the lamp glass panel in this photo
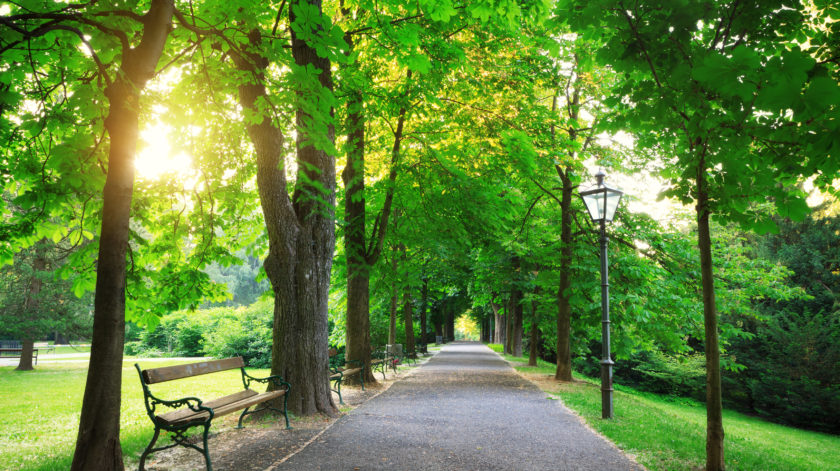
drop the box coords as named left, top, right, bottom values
left=581, top=190, right=605, bottom=221
left=604, top=190, right=622, bottom=222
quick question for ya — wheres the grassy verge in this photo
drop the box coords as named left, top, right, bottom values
left=486, top=343, right=840, bottom=471
left=0, top=360, right=272, bottom=471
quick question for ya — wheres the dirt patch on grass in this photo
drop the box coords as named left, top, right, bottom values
left=130, top=364, right=425, bottom=471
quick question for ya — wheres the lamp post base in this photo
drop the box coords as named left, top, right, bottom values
left=600, top=358, right=614, bottom=419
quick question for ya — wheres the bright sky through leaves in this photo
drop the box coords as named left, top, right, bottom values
left=135, top=123, right=193, bottom=181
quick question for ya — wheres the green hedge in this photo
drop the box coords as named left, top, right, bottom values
left=125, top=299, right=274, bottom=367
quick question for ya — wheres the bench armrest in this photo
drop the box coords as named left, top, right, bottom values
left=135, top=363, right=213, bottom=423
left=146, top=393, right=212, bottom=424
left=241, top=370, right=292, bottom=393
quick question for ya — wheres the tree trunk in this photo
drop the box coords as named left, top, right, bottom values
left=420, top=278, right=428, bottom=345
left=403, top=289, right=415, bottom=354
left=16, top=339, right=35, bottom=371
left=508, top=276, right=523, bottom=357
left=499, top=307, right=508, bottom=352
left=389, top=250, right=398, bottom=345
left=555, top=167, right=574, bottom=381
left=234, top=1, right=337, bottom=416
left=492, top=296, right=505, bottom=347
left=528, top=296, right=539, bottom=367
left=342, top=62, right=409, bottom=382
left=71, top=2, right=174, bottom=469
left=697, top=167, right=725, bottom=471
left=266, top=0, right=338, bottom=416
left=342, top=42, right=376, bottom=380
left=445, top=305, right=454, bottom=341
left=512, top=295, right=523, bottom=357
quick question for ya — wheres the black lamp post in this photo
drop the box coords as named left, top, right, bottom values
left=579, top=170, right=623, bottom=419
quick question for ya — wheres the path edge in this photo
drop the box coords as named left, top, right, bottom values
left=488, top=347, right=648, bottom=471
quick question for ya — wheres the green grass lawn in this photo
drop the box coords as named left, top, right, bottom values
left=0, top=360, right=272, bottom=471
left=486, top=343, right=840, bottom=471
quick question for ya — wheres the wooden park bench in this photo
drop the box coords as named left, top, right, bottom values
left=135, top=357, right=291, bottom=471
left=329, top=348, right=364, bottom=405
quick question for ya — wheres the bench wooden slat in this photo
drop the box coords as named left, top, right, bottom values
left=142, top=357, right=244, bottom=384
left=157, top=389, right=256, bottom=424
left=338, top=366, right=362, bottom=376
left=157, top=389, right=287, bottom=427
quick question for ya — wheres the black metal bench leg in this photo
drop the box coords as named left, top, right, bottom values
left=283, top=392, right=291, bottom=429
left=237, top=406, right=251, bottom=429
left=202, top=423, right=213, bottom=471
left=139, top=427, right=161, bottom=471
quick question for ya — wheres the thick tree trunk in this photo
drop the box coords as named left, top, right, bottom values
left=234, top=0, right=337, bottom=416
left=16, top=339, right=35, bottom=371
left=555, top=168, right=574, bottom=381
left=697, top=169, right=725, bottom=471
left=266, top=0, right=338, bottom=416
left=71, top=2, right=174, bottom=469
left=445, top=306, right=455, bottom=341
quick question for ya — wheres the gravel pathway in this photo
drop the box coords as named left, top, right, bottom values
left=271, top=342, right=642, bottom=471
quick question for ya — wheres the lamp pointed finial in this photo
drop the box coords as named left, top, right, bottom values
left=595, top=169, right=606, bottom=186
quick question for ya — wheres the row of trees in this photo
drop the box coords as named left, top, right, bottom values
left=2, top=1, right=837, bottom=470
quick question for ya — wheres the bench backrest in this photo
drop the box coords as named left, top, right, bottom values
left=140, top=357, right=245, bottom=384
left=0, top=340, right=21, bottom=349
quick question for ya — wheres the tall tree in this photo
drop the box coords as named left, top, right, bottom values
left=559, top=1, right=840, bottom=468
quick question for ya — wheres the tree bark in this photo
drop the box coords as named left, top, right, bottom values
left=232, top=0, right=337, bottom=416
left=17, top=339, right=35, bottom=371
left=71, top=2, right=174, bottom=469
left=555, top=167, right=574, bottom=381
left=263, top=0, right=338, bottom=416
left=697, top=165, right=725, bottom=471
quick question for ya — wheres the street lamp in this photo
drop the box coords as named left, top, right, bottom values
left=579, top=170, right=623, bottom=419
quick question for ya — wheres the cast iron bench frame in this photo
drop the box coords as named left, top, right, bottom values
left=135, top=357, right=291, bottom=471
left=370, top=346, right=387, bottom=380
left=329, top=348, right=364, bottom=405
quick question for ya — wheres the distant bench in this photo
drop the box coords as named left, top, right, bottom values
left=329, top=348, right=364, bottom=405
left=0, top=340, right=43, bottom=365
left=135, top=357, right=291, bottom=471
